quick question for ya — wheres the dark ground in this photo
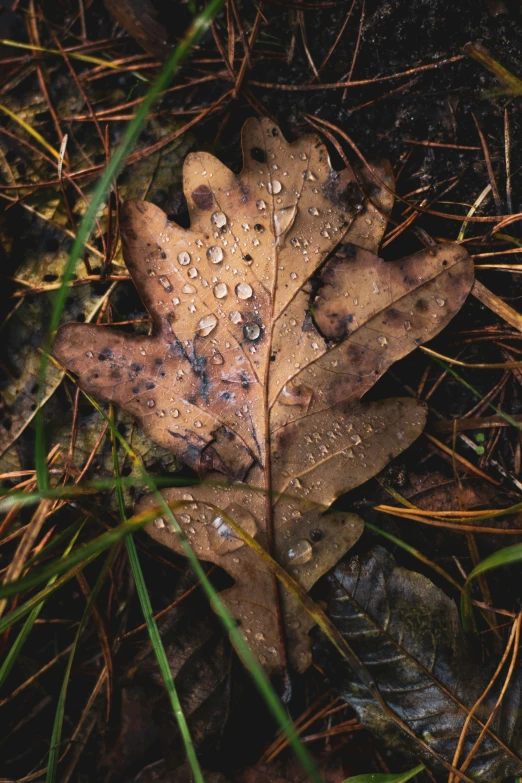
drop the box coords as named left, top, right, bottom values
left=2, top=0, right=522, bottom=780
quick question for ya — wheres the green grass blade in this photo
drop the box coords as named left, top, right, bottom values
left=102, top=398, right=322, bottom=781
left=343, top=765, right=425, bottom=782
left=461, top=543, right=522, bottom=629
left=34, top=0, right=225, bottom=491
left=46, top=548, right=116, bottom=783
left=0, top=524, right=84, bottom=689
left=125, top=536, right=204, bottom=782
left=427, top=356, right=522, bottom=431
left=110, top=411, right=204, bottom=783
left=0, top=555, right=99, bottom=634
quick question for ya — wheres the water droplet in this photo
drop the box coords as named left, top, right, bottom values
left=198, top=314, right=218, bottom=336
left=236, top=282, right=253, bottom=299
left=372, top=282, right=380, bottom=295
left=256, top=199, right=266, bottom=210
left=404, top=320, right=412, bottom=331
left=172, top=409, right=179, bottom=417
left=86, top=351, right=93, bottom=358
left=194, top=420, right=202, bottom=428
left=244, top=322, right=260, bottom=341
left=153, top=517, right=165, bottom=529
left=211, top=348, right=224, bottom=364
left=436, top=297, right=446, bottom=307
left=350, top=434, right=362, bottom=445
left=290, top=272, right=297, bottom=280
left=183, top=284, right=195, bottom=294
left=267, top=179, right=282, bottom=194
left=229, top=310, right=242, bottom=324
left=178, top=251, right=191, bottom=265
left=377, top=335, right=388, bottom=346
left=172, top=297, right=180, bottom=305
left=187, top=267, right=198, bottom=278
left=211, top=211, right=227, bottom=228
left=147, top=399, right=155, bottom=408
left=158, top=275, right=172, bottom=292
left=308, top=206, right=319, bottom=216
left=268, top=646, right=277, bottom=655
left=213, top=282, right=228, bottom=299
left=299, top=152, right=307, bottom=160
left=286, top=539, right=313, bottom=565
left=207, top=246, right=223, bottom=264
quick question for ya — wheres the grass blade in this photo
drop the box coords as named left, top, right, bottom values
left=46, top=548, right=116, bottom=783
left=343, top=764, right=425, bottom=782
left=0, top=523, right=84, bottom=689
left=34, top=0, right=225, bottom=491
left=111, top=410, right=204, bottom=783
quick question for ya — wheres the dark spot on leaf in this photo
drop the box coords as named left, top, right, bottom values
left=415, top=298, right=428, bottom=313
left=191, top=184, right=213, bottom=210
left=254, top=224, right=264, bottom=232
left=243, top=254, right=252, bottom=262
left=250, top=147, right=265, bottom=163
left=131, top=363, right=143, bottom=372
left=310, top=529, right=322, bottom=541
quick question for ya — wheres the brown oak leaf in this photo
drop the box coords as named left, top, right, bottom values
left=54, top=118, right=474, bottom=674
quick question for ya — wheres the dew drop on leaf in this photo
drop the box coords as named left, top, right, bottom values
left=211, top=211, right=227, bottom=228
left=213, top=282, right=228, bottom=299
left=286, top=539, right=313, bottom=565
left=178, top=251, right=191, bottom=265
left=207, top=246, right=224, bottom=264
left=236, top=282, right=253, bottom=300
left=198, top=314, right=218, bottom=336
left=244, top=322, right=260, bottom=340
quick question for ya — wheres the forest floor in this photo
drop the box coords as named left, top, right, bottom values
left=2, top=0, right=522, bottom=781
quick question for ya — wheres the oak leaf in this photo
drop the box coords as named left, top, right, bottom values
left=54, top=118, right=473, bottom=673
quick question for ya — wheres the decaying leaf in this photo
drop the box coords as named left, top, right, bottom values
left=54, top=118, right=474, bottom=673
left=319, top=546, right=522, bottom=781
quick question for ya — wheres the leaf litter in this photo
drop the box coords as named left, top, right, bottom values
left=318, top=546, right=522, bottom=782
left=54, top=117, right=474, bottom=674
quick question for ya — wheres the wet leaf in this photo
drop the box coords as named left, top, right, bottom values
left=54, top=118, right=474, bottom=673
left=319, top=546, right=522, bottom=781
